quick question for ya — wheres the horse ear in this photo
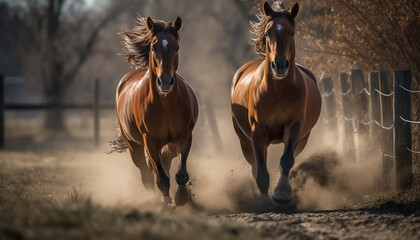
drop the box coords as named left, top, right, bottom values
left=288, top=3, right=299, bottom=19
left=172, top=16, right=183, bottom=32
left=146, top=17, right=154, bottom=31
left=262, top=1, right=273, bottom=17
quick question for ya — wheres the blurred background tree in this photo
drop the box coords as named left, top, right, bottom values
left=1, top=0, right=124, bottom=130
left=297, top=0, right=419, bottom=80
left=0, top=0, right=418, bottom=136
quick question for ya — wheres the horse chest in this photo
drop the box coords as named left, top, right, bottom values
left=253, top=95, right=303, bottom=142
left=142, top=105, right=189, bottom=142
left=257, top=109, right=287, bottom=142
left=255, top=96, right=299, bottom=123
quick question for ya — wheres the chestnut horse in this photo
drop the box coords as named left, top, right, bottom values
left=230, top=2, right=321, bottom=203
left=115, top=16, right=198, bottom=206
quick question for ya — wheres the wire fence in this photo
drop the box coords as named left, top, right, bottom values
left=318, top=69, right=418, bottom=192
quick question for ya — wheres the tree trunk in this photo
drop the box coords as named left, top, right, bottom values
left=44, top=106, right=66, bottom=131
left=43, top=61, right=66, bottom=131
left=17, top=0, right=121, bottom=131
left=44, top=84, right=66, bottom=131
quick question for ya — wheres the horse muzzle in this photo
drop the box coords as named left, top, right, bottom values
left=157, top=75, right=175, bottom=93
left=271, top=59, right=289, bottom=78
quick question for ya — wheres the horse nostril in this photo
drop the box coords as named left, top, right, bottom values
left=283, top=60, right=289, bottom=69
left=170, top=77, right=175, bottom=86
left=271, top=61, right=277, bottom=70
left=157, top=77, right=163, bottom=87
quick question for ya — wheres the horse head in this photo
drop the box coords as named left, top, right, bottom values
left=262, top=1, right=299, bottom=79
left=146, top=16, right=182, bottom=93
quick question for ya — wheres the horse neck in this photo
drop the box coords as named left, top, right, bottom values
left=263, top=56, right=296, bottom=92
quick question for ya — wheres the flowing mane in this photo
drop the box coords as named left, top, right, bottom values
left=250, top=1, right=295, bottom=57
left=120, top=16, right=179, bottom=67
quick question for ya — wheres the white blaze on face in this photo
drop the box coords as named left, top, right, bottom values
left=276, top=24, right=283, bottom=31
left=162, top=39, right=168, bottom=49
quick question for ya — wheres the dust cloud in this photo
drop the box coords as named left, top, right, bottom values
left=289, top=124, right=384, bottom=211
left=68, top=105, right=384, bottom=214
left=187, top=119, right=384, bottom=212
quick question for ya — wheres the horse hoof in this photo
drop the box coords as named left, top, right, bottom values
left=272, top=194, right=292, bottom=204
left=272, top=174, right=292, bottom=204
left=174, top=186, right=190, bottom=206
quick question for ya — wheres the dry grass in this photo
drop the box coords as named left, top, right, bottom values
left=0, top=150, right=273, bottom=240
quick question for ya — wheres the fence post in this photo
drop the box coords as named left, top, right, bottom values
left=379, top=71, right=394, bottom=190
left=369, top=72, right=380, bottom=136
left=339, top=72, right=355, bottom=159
left=0, top=74, right=4, bottom=149
left=93, top=78, right=100, bottom=148
left=351, top=69, right=369, bottom=135
left=369, top=72, right=386, bottom=188
left=394, top=70, right=412, bottom=191
left=320, top=77, right=337, bottom=130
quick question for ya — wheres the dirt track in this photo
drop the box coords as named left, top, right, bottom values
left=215, top=207, right=420, bottom=239
left=0, top=149, right=419, bottom=240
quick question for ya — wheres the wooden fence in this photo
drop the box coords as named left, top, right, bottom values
left=318, top=69, right=419, bottom=192
left=0, top=75, right=222, bottom=151
left=0, top=76, right=112, bottom=148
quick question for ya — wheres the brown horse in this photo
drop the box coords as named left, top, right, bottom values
left=230, top=1, right=321, bottom=203
left=115, top=16, right=198, bottom=206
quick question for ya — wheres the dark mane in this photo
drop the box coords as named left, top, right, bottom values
left=250, top=2, right=295, bottom=57
left=120, top=16, right=179, bottom=68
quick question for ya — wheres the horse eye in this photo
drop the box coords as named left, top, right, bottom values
left=176, top=46, right=180, bottom=52
left=291, top=31, right=295, bottom=36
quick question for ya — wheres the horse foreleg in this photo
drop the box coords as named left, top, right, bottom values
left=251, top=124, right=270, bottom=195
left=295, top=133, right=309, bottom=157
left=233, top=118, right=257, bottom=178
left=174, top=132, right=192, bottom=206
left=143, top=136, right=170, bottom=201
left=272, top=122, right=301, bottom=203
left=161, top=144, right=178, bottom=177
left=127, top=141, right=155, bottom=192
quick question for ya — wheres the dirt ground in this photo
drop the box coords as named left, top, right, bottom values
left=0, top=147, right=419, bottom=240
left=0, top=111, right=419, bottom=239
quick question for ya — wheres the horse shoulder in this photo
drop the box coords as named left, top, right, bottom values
left=176, top=75, right=196, bottom=105
left=296, top=63, right=317, bottom=84
left=175, top=74, right=199, bottom=124
left=295, top=64, right=321, bottom=99
left=116, top=68, right=148, bottom=97
left=116, top=68, right=149, bottom=144
left=231, top=60, right=266, bottom=139
left=295, top=64, right=322, bottom=136
left=232, top=59, right=265, bottom=113
left=232, top=58, right=264, bottom=91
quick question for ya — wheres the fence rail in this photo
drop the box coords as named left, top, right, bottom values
left=3, top=103, right=114, bottom=110
left=318, top=69, right=419, bottom=192
left=0, top=75, right=222, bottom=151
left=0, top=76, right=113, bottom=148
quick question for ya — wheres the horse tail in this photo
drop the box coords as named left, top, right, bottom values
left=107, top=122, right=128, bottom=154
